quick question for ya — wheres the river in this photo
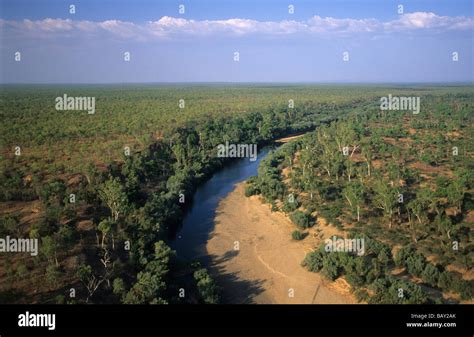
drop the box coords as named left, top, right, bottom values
left=169, top=146, right=274, bottom=262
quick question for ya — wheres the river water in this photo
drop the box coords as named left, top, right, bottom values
left=169, top=146, right=274, bottom=262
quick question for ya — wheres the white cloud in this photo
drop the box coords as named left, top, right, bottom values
left=0, top=12, right=472, bottom=41
left=384, top=12, right=474, bottom=32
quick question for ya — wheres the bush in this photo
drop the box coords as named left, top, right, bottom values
left=354, top=289, right=369, bottom=302
left=437, top=271, right=454, bottom=290
left=291, top=230, right=304, bottom=240
left=282, top=196, right=299, bottom=213
left=290, top=211, right=315, bottom=229
left=0, top=215, right=18, bottom=236
left=45, top=265, right=61, bottom=286
left=321, top=257, right=339, bottom=281
left=318, top=203, right=342, bottom=226
left=421, top=264, right=440, bottom=287
left=452, top=277, right=474, bottom=300
left=244, top=177, right=260, bottom=197
left=193, top=268, right=219, bottom=304
left=38, top=179, right=67, bottom=207
left=302, top=250, right=325, bottom=272
left=15, top=263, right=28, bottom=280
left=244, top=184, right=259, bottom=197
left=405, top=253, right=427, bottom=277
left=394, top=245, right=416, bottom=267
left=270, top=201, right=279, bottom=212
left=368, top=276, right=429, bottom=304
left=54, top=295, right=66, bottom=304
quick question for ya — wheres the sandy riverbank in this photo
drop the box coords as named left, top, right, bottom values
left=205, top=182, right=358, bottom=304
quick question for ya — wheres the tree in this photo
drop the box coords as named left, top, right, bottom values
left=98, top=177, right=128, bottom=222
left=446, top=180, right=465, bottom=216
left=123, top=270, right=167, bottom=304
left=55, top=225, right=75, bottom=250
left=76, top=264, right=105, bottom=303
left=194, top=268, right=220, bottom=304
left=112, top=278, right=126, bottom=301
left=45, top=264, right=61, bottom=286
left=407, top=197, right=428, bottom=243
left=123, top=241, right=174, bottom=304
left=361, top=146, right=372, bottom=177
left=372, top=177, right=398, bottom=228
left=343, top=181, right=364, bottom=222
left=97, top=218, right=116, bottom=249
left=42, top=236, right=59, bottom=267
left=434, top=214, right=455, bottom=240
left=344, top=158, right=355, bottom=182
left=38, top=179, right=67, bottom=207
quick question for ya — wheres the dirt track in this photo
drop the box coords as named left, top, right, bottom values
left=206, top=182, right=358, bottom=304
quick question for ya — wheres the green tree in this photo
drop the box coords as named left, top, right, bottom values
left=343, top=181, right=365, bottom=222
left=446, top=180, right=465, bottom=216
left=372, top=177, right=398, bottom=229
left=98, top=177, right=128, bottom=222
left=194, top=268, right=220, bottom=304
left=42, top=236, right=59, bottom=267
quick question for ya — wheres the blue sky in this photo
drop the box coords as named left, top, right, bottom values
left=0, top=0, right=473, bottom=83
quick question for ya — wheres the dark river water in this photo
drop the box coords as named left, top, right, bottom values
left=169, top=146, right=274, bottom=262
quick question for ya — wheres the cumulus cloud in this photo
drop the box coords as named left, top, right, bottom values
left=0, top=12, right=472, bottom=41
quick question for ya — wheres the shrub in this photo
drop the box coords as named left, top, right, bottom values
left=244, top=184, right=259, bottom=197
left=38, top=179, right=67, bottom=207
left=282, top=197, right=299, bottom=213
left=270, top=201, right=279, bottom=212
left=321, top=257, right=339, bottom=281
left=0, top=215, right=18, bottom=236
left=452, top=277, right=474, bottom=300
left=437, top=271, right=454, bottom=290
left=394, top=245, right=416, bottom=267
left=45, top=265, right=61, bottom=286
left=354, top=289, right=369, bottom=302
left=421, top=264, right=440, bottom=287
left=302, top=251, right=325, bottom=272
left=290, top=211, right=315, bottom=229
left=405, top=253, right=427, bottom=277
left=369, top=276, right=429, bottom=304
left=291, top=230, right=304, bottom=240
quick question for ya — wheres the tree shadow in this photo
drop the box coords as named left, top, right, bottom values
left=199, top=252, right=266, bottom=304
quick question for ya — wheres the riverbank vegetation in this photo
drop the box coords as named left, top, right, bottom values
left=246, top=88, right=474, bottom=303
left=0, top=84, right=389, bottom=303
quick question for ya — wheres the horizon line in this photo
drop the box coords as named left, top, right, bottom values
left=1, top=81, right=473, bottom=86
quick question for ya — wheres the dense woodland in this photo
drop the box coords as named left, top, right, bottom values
left=0, top=84, right=362, bottom=303
left=0, top=85, right=472, bottom=304
left=246, top=90, right=474, bottom=303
